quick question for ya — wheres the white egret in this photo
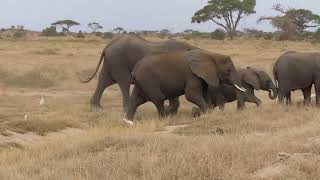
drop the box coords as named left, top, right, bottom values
left=40, top=96, right=45, bottom=106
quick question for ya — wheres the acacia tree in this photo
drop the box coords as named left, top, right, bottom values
left=259, top=4, right=320, bottom=33
left=286, top=9, right=320, bottom=32
left=88, top=22, right=103, bottom=32
left=113, top=27, right=124, bottom=33
left=51, top=20, right=80, bottom=32
left=192, top=0, right=256, bottom=39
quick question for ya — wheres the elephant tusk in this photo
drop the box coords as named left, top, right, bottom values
left=234, top=84, right=246, bottom=92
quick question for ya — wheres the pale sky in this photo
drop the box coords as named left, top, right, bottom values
left=0, top=0, right=319, bottom=32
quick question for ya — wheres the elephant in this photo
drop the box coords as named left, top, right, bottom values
left=126, top=49, right=247, bottom=121
left=80, top=34, right=196, bottom=113
left=205, top=67, right=277, bottom=110
left=273, top=51, right=320, bottom=106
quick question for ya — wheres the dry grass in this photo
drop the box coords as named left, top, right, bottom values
left=0, top=37, right=320, bottom=179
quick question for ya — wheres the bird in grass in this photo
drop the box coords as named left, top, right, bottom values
left=24, top=114, right=29, bottom=120
left=123, top=118, right=134, bottom=126
left=40, top=96, right=45, bottom=106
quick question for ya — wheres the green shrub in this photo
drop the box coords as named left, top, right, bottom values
left=312, top=28, right=320, bottom=42
left=94, top=32, right=103, bottom=37
left=210, top=29, right=226, bottom=40
left=13, top=30, right=26, bottom=39
left=184, top=31, right=210, bottom=39
left=41, top=26, right=63, bottom=37
left=75, top=31, right=85, bottom=38
left=263, top=33, right=272, bottom=40
left=102, top=32, right=114, bottom=39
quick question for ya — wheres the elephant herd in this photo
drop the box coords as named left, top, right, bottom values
left=81, top=34, right=320, bottom=123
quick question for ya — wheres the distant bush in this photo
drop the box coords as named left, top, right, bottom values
left=263, top=33, right=273, bottom=40
left=41, top=26, right=63, bottom=37
left=13, top=30, right=26, bottom=39
left=210, top=29, right=226, bottom=40
left=183, top=31, right=210, bottom=39
left=94, top=32, right=103, bottom=37
left=75, top=31, right=85, bottom=38
left=102, top=32, right=114, bottom=39
left=312, top=28, right=320, bottom=42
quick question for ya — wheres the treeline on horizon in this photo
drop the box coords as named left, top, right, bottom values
left=1, top=1, right=320, bottom=42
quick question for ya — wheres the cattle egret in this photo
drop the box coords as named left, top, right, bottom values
left=24, top=114, right=29, bottom=120
left=123, top=118, right=134, bottom=126
left=40, top=96, right=45, bottom=106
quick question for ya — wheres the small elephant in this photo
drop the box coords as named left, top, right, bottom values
left=126, top=49, right=247, bottom=121
left=273, top=51, right=320, bottom=106
left=80, top=34, right=196, bottom=113
left=206, top=67, right=278, bottom=110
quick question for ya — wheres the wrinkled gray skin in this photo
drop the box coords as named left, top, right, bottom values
left=206, top=67, right=277, bottom=110
left=81, top=34, right=196, bottom=113
left=126, top=49, right=246, bottom=121
left=273, top=51, right=320, bottom=106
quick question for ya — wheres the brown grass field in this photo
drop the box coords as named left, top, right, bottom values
left=0, top=36, right=320, bottom=179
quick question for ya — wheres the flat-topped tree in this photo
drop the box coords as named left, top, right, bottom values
left=51, top=20, right=80, bottom=33
left=113, top=27, right=124, bottom=33
left=88, top=22, right=103, bottom=32
left=285, top=9, right=320, bottom=32
left=192, top=0, right=256, bottom=40
left=258, top=4, right=320, bottom=33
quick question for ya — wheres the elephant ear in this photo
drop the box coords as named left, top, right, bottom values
left=186, top=50, right=219, bottom=87
left=243, top=69, right=260, bottom=90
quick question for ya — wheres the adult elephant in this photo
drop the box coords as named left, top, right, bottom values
left=81, top=34, right=196, bottom=113
left=126, top=49, right=247, bottom=121
left=273, top=51, right=320, bottom=106
left=206, top=67, right=277, bottom=110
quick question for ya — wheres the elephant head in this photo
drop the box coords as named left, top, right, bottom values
left=244, top=67, right=277, bottom=99
left=185, top=50, right=246, bottom=99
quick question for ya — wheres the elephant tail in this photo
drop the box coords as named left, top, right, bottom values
left=80, top=50, right=105, bottom=83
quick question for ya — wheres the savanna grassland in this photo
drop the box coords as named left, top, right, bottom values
left=0, top=36, right=320, bottom=180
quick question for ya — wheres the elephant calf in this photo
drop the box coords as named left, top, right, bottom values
left=126, top=49, right=247, bottom=121
left=273, top=51, right=320, bottom=106
left=207, top=67, right=277, bottom=110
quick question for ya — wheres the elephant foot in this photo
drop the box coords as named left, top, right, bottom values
left=90, top=103, right=103, bottom=109
left=191, top=107, right=202, bottom=118
left=164, top=105, right=178, bottom=116
left=237, top=104, right=245, bottom=111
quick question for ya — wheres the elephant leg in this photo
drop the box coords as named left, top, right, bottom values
left=285, top=92, right=292, bottom=105
left=314, top=82, right=320, bottom=107
left=236, top=91, right=246, bottom=110
left=216, top=95, right=225, bottom=111
left=302, top=85, right=312, bottom=105
left=278, top=92, right=284, bottom=104
left=165, top=97, right=180, bottom=116
left=246, top=95, right=262, bottom=107
left=90, top=71, right=115, bottom=108
left=218, top=104, right=225, bottom=111
left=118, top=82, right=131, bottom=114
left=152, top=100, right=166, bottom=119
left=185, top=84, right=207, bottom=117
left=126, top=86, right=146, bottom=121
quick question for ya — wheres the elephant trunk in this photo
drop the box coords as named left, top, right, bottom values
left=268, top=88, right=277, bottom=100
